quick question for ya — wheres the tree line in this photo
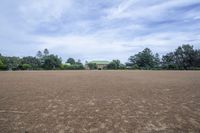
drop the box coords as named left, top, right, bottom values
left=0, top=44, right=200, bottom=70
left=127, top=44, right=200, bottom=70
left=0, top=49, right=84, bottom=70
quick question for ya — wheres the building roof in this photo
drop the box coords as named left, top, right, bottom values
left=64, top=63, right=71, bottom=66
left=89, top=61, right=110, bottom=65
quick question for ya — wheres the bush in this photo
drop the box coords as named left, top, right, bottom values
left=0, top=65, right=7, bottom=70
left=107, top=62, right=117, bottom=69
left=0, top=60, right=7, bottom=70
left=62, top=64, right=84, bottom=70
left=131, top=64, right=140, bottom=70
left=87, top=63, right=97, bottom=70
left=19, top=64, right=32, bottom=70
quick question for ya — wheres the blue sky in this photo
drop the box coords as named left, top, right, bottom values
left=0, top=0, right=200, bottom=62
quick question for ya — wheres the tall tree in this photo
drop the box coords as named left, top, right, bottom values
left=21, top=56, right=41, bottom=70
left=162, top=44, right=199, bottom=70
left=42, top=55, right=62, bottom=70
left=174, top=44, right=196, bottom=69
left=36, top=51, right=43, bottom=58
left=43, top=49, right=49, bottom=56
left=76, top=59, right=82, bottom=65
left=162, top=52, right=176, bottom=69
left=4, top=57, right=21, bottom=70
left=107, top=62, right=118, bottom=69
left=113, top=60, right=121, bottom=68
left=154, top=53, right=160, bottom=68
left=107, top=60, right=124, bottom=69
left=194, top=49, right=200, bottom=67
left=87, top=63, right=97, bottom=70
left=128, top=48, right=156, bottom=69
left=66, top=58, right=76, bottom=65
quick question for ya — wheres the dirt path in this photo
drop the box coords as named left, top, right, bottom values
left=0, top=71, right=200, bottom=132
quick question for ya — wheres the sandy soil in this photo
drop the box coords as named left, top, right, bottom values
left=0, top=70, right=200, bottom=133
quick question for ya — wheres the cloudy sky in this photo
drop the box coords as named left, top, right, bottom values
left=0, top=0, right=200, bottom=62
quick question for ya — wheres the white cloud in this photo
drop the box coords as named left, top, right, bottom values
left=0, top=0, right=200, bottom=62
left=105, top=0, right=200, bottom=21
left=19, top=0, right=72, bottom=25
left=35, top=30, right=199, bottom=62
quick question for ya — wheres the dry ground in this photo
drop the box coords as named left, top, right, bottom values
left=0, top=71, right=200, bottom=133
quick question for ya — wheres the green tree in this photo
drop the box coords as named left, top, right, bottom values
left=76, top=59, right=82, bottom=65
left=43, top=48, right=49, bottom=56
left=162, top=52, right=176, bottom=69
left=21, top=56, right=41, bottom=70
left=154, top=53, right=160, bottom=68
left=0, top=54, right=7, bottom=70
left=87, top=63, right=97, bottom=70
left=36, top=51, right=43, bottom=58
left=62, top=64, right=84, bottom=70
left=113, top=60, right=120, bottom=68
left=194, top=49, right=200, bottom=67
left=19, top=64, right=32, bottom=70
left=75, top=59, right=84, bottom=69
left=128, top=48, right=156, bottom=69
left=42, top=55, right=62, bottom=70
left=119, top=64, right=126, bottom=69
left=162, top=44, right=200, bottom=70
left=0, top=59, right=7, bottom=70
left=4, top=57, right=21, bottom=70
left=107, top=60, right=123, bottom=69
left=107, top=62, right=118, bottom=69
left=66, top=58, right=76, bottom=65
left=0, top=59, right=3, bottom=66
left=174, top=44, right=196, bottom=69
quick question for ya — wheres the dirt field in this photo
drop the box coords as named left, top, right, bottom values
left=0, top=71, right=200, bottom=133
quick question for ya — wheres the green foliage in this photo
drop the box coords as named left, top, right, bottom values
left=36, top=51, right=43, bottom=58
left=4, top=57, right=21, bottom=70
left=62, top=64, right=84, bottom=70
left=107, top=62, right=118, bottom=69
left=87, top=63, right=97, bottom=70
left=112, top=60, right=120, bottom=68
left=107, top=60, right=125, bottom=70
left=76, top=59, right=82, bottom=65
left=127, top=45, right=200, bottom=70
left=162, top=52, right=176, bottom=69
left=42, top=54, right=62, bottom=70
left=174, top=45, right=196, bottom=69
left=1, top=44, right=200, bottom=71
left=66, top=58, right=76, bottom=65
left=154, top=53, right=160, bottom=68
left=62, top=59, right=84, bottom=70
left=131, top=64, right=140, bottom=69
left=162, top=44, right=200, bottom=70
left=43, top=48, right=49, bottom=56
left=128, top=48, right=159, bottom=69
left=0, top=50, right=85, bottom=71
left=0, top=59, right=7, bottom=70
left=0, top=59, right=3, bottom=66
left=21, top=56, right=41, bottom=70
left=194, top=49, right=200, bottom=67
left=19, top=64, right=32, bottom=70
left=0, top=55, right=7, bottom=70
left=119, top=64, right=126, bottom=69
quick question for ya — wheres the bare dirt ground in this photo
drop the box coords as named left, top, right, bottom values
left=0, top=71, right=200, bottom=133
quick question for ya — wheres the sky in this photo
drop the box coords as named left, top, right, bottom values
left=0, top=0, right=200, bottom=63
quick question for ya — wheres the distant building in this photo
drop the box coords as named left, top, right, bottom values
left=64, top=63, right=71, bottom=66
left=85, top=60, right=110, bottom=70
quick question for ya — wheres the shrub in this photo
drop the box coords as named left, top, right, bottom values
left=0, top=60, right=7, bottom=70
left=19, top=64, right=32, bottom=70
